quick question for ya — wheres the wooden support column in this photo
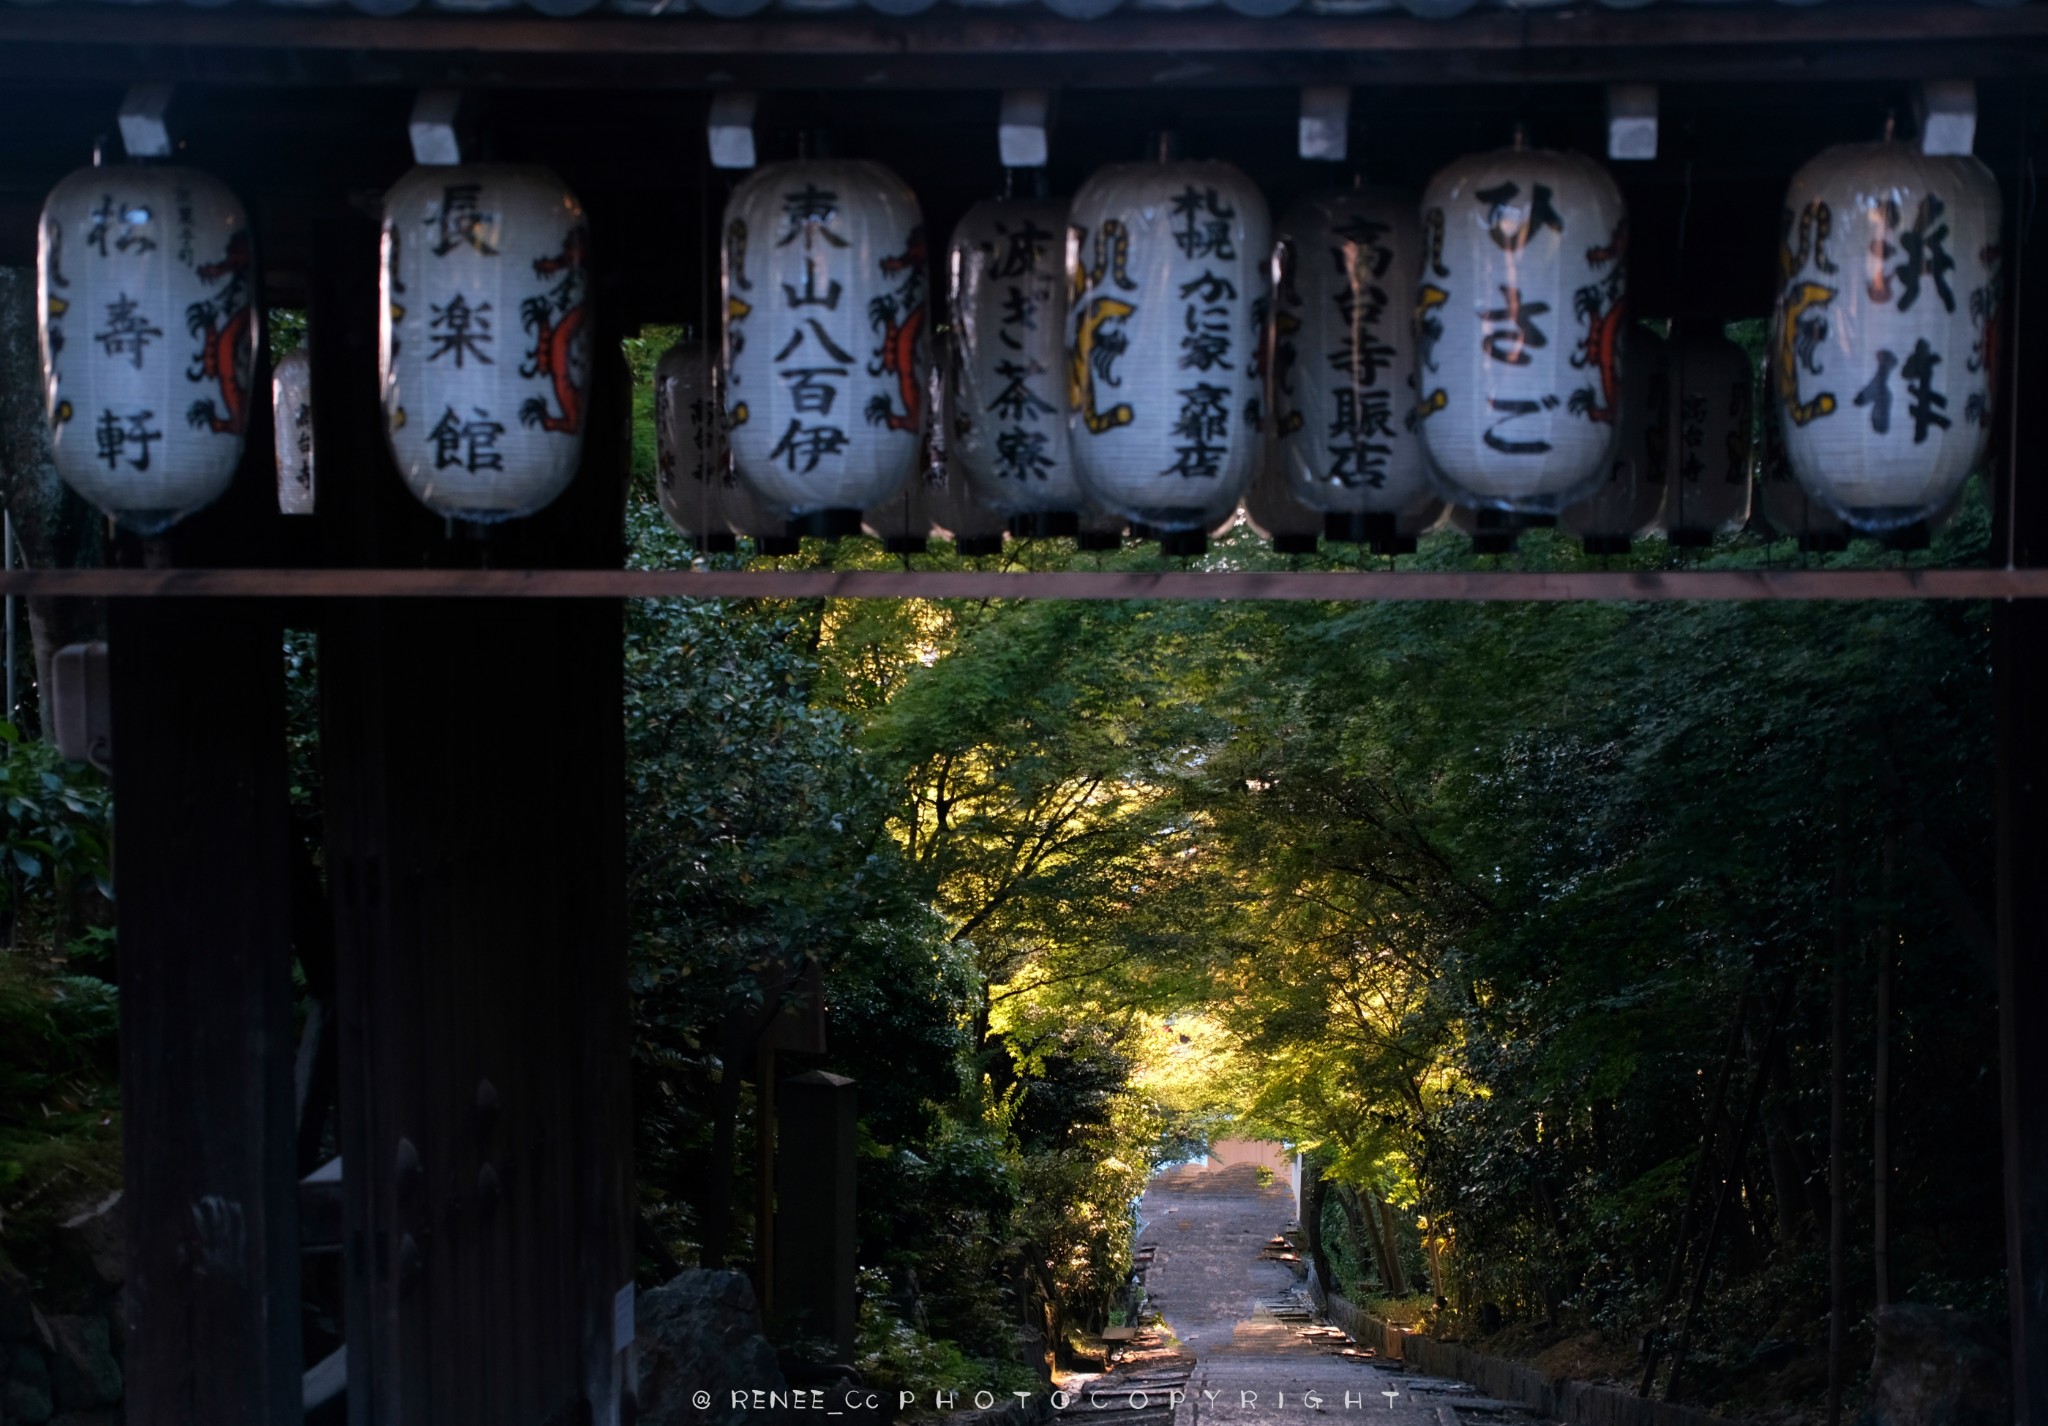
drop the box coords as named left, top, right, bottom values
left=309, top=201, right=633, bottom=1426
left=109, top=306, right=301, bottom=1422
left=1996, top=77, right=2048, bottom=1426
left=111, top=598, right=300, bottom=1426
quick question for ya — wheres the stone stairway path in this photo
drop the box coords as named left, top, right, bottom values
left=1118, top=1152, right=1550, bottom=1426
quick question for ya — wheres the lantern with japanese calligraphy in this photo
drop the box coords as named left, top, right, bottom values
left=656, top=340, right=784, bottom=554
left=1379, top=491, right=1448, bottom=555
left=934, top=459, right=1011, bottom=556
left=1560, top=323, right=1664, bottom=554
left=865, top=331, right=947, bottom=554
left=1075, top=502, right=1127, bottom=551
left=1658, top=323, right=1753, bottom=545
left=724, top=159, right=929, bottom=534
left=272, top=345, right=315, bottom=516
left=1065, top=158, right=1271, bottom=546
left=1773, top=142, right=2001, bottom=530
left=1449, top=502, right=1550, bottom=556
left=862, top=468, right=937, bottom=554
left=1244, top=453, right=1322, bottom=554
left=1272, top=187, right=1430, bottom=543
left=1416, top=141, right=1627, bottom=514
left=1758, top=385, right=1848, bottom=551
left=380, top=165, right=592, bottom=523
left=950, top=197, right=1081, bottom=535
left=931, top=332, right=1010, bottom=555
left=37, top=165, right=257, bottom=533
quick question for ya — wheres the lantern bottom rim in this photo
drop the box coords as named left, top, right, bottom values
left=787, top=509, right=866, bottom=541
left=1008, top=511, right=1081, bottom=540
left=1323, top=512, right=1396, bottom=545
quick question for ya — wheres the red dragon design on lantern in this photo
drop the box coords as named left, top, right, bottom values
left=865, top=228, right=927, bottom=435
left=520, top=225, right=590, bottom=436
left=185, top=230, right=254, bottom=435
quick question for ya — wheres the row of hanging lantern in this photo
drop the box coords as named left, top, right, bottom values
left=32, top=129, right=2000, bottom=553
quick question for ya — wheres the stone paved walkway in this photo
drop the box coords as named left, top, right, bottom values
left=1132, top=1153, right=1544, bottom=1426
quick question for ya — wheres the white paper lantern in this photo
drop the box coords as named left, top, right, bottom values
left=1758, top=385, right=1848, bottom=551
left=1272, top=187, right=1429, bottom=541
left=1561, top=323, right=1664, bottom=553
left=1378, top=491, right=1447, bottom=554
left=862, top=468, right=938, bottom=553
left=1244, top=452, right=1321, bottom=554
left=1075, top=501, right=1128, bottom=551
left=1448, top=500, right=1551, bottom=555
left=381, top=165, right=592, bottom=522
left=1772, top=142, right=2001, bottom=530
left=934, top=457, right=1010, bottom=556
left=38, top=165, right=257, bottom=533
left=1659, top=323, right=1753, bottom=544
left=931, top=332, right=1010, bottom=555
left=656, top=342, right=786, bottom=554
left=724, top=159, right=928, bottom=532
left=271, top=346, right=315, bottom=516
left=1417, top=143, right=1627, bottom=514
left=1065, top=159, right=1271, bottom=534
left=950, top=197, right=1081, bottom=532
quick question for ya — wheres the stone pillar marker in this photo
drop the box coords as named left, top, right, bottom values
left=773, top=1072, right=858, bottom=1360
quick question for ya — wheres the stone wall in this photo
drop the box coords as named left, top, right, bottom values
left=1, top=1190, right=126, bottom=1426
left=1307, top=1277, right=1746, bottom=1426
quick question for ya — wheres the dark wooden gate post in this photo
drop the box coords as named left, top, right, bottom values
left=309, top=203, right=634, bottom=1426
left=108, top=322, right=302, bottom=1423
left=110, top=597, right=301, bottom=1426
left=1996, top=80, right=2048, bottom=1426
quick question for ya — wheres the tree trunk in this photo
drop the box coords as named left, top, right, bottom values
left=0, top=267, right=106, bottom=729
left=1372, top=1191, right=1409, bottom=1297
left=1331, top=1183, right=1384, bottom=1294
left=1302, top=1157, right=1335, bottom=1295
left=1760, top=1017, right=1814, bottom=1246
left=1664, top=976, right=1796, bottom=1402
left=1640, top=979, right=1753, bottom=1397
left=1828, top=845, right=1851, bottom=1426
left=1875, top=832, right=1896, bottom=1310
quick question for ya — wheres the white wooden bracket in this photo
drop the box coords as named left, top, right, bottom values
left=708, top=91, right=759, bottom=171
left=408, top=89, right=468, bottom=166
left=117, top=84, right=176, bottom=160
left=1606, top=84, right=1658, bottom=162
left=1298, top=85, right=1350, bottom=163
left=999, top=89, right=1052, bottom=170
left=1919, top=79, right=1977, bottom=156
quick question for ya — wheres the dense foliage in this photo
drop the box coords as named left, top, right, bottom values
left=0, top=330, right=2000, bottom=1426
left=616, top=296, right=2002, bottom=1418
left=0, top=727, right=117, bottom=1296
left=1180, top=510, right=2001, bottom=1417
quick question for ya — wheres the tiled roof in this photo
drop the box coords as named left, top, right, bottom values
left=4, top=0, right=2033, bottom=20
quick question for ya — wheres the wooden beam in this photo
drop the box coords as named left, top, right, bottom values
left=0, top=4, right=2040, bottom=87
left=0, top=3, right=2041, bottom=58
left=0, top=565, right=2038, bottom=601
